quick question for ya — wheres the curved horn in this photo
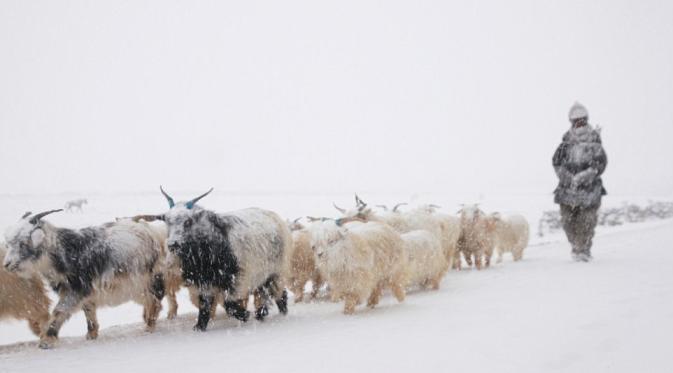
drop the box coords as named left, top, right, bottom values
left=375, top=205, right=388, bottom=211
left=21, top=211, right=32, bottom=219
left=429, top=204, right=442, bottom=209
left=335, top=216, right=365, bottom=227
left=129, top=214, right=164, bottom=223
left=29, top=209, right=63, bottom=224
left=392, top=203, right=408, bottom=212
left=160, top=185, right=175, bottom=208
left=293, top=217, right=302, bottom=224
left=306, top=216, right=332, bottom=223
left=355, top=194, right=366, bottom=207
left=186, top=188, right=214, bottom=209
left=333, top=203, right=346, bottom=214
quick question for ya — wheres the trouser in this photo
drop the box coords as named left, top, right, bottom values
left=560, top=204, right=599, bottom=256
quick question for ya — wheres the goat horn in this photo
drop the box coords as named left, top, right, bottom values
left=392, top=203, right=408, bottom=212
left=306, top=216, right=332, bottom=222
left=293, top=217, right=302, bottom=223
left=160, top=185, right=175, bottom=208
left=335, top=216, right=365, bottom=227
left=375, top=205, right=388, bottom=211
left=186, top=188, right=214, bottom=209
left=355, top=194, right=366, bottom=207
left=333, top=203, right=346, bottom=214
left=29, top=209, right=63, bottom=224
left=130, top=214, right=164, bottom=222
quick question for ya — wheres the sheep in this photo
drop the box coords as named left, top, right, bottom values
left=400, top=230, right=447, bottom=290
left=0, top=242, right=51, bottom=337
left=144, top=187, right=292, bottom=331
left=308, top=218, right=408, bottom=314
left=64, top=198, right=88, bottom=212
left=3, top=210, right=166, bottom=349
left=456, top=205, right=498, bottom=270
left=491, top=213, right=530, bottom=263
left=285, top=228, right=324, bottom=303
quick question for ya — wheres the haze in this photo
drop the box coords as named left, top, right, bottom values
left=1, top=0, right=672, bottom=198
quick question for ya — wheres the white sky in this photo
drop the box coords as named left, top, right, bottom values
left=1, top=0, right=672, bottom=196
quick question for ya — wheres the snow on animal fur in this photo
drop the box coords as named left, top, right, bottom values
left=307, top=218, right=408, bottom=314
left=456, top=205, right=498, bottom=270
left=491, top=214, right=530, bottom=263
left=0, top=242, right=51, bottom=337
left=150, top=187, right=292, bottom=331
left=3, top=210, right=167, bottom=349
left=335, top=196, right=459, bottom=269
left=286, top=227, right=324, bottom=303
left=400, top=230, right=447, bottom=290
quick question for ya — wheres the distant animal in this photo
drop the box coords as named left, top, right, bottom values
left=64, top=198, right=88, bottom=212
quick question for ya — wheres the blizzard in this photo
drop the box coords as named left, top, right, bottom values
left=1, top=193, right=671, bottom=373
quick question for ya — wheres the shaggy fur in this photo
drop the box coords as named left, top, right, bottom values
left=308, top=220, right=408, bottom=314
left=285, top=229, right=324, bottom=303
left=456, top=206, right=498, bottom=270
left=160, top=202, right=292, bottom=330
left=432, top=213, right=461, bottom=270
left=0, top=243, right=51, bottom=337
left=400, top=230, right=447, bottom=290
left=3, top=213, right=166, bottom=349
left=492, top=214, right=530, bottom=263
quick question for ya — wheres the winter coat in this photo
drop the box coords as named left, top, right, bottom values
left=552, top=125, right=607, bottom=208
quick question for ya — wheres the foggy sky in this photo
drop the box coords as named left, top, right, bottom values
left=1, top=0, right=672, bottom=197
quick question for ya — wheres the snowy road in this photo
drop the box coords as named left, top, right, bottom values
left=1, top=220, right=671, bottom=373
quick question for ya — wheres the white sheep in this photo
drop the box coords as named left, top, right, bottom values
left=492, top=214, right=530, bottom=263
left=0, top=242, right=51, bottom=337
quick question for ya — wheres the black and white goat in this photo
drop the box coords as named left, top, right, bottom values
left=3, top=210, right=166, bottom=349
left=145, top=187, right=292, bottom=331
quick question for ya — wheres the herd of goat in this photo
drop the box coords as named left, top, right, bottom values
left=0, top=188, right=529, bottom=349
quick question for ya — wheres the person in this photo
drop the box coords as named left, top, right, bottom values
left=552, top=102, right=608, bottom=262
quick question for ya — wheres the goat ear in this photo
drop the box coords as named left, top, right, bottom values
left=21, top=211, right=32, bottom=219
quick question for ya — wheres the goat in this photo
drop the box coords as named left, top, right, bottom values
left=142, top=187, right=292, bottom=331
left=3, top=210, right=166, bottom=349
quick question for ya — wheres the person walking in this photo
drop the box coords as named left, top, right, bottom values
left=552, top=102, right=608, bottom=262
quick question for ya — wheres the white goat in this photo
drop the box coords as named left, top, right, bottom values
left=308, top=219, right=408, bottom=314
left=400, top=230, right=447, bottom=290
left=492, top=214, right=530, bottom=263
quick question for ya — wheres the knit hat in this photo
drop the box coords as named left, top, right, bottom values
left=568, top=102, right=589, bottom=121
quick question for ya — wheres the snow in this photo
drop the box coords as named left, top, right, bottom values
left=1, top=193, right=672, bottom=372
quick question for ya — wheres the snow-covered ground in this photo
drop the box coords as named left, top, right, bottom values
left=1, top=193, right=672, bottom=372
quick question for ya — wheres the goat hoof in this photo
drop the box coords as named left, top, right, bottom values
left=255, top=306, right=269, bottom=321
left=86, top=331, right=98, bottom=340
left=38, top=338, right=56, bottom=349
left=236, top=310, right=250, bottom=322
left=192, top=324, right=208, bottom=332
